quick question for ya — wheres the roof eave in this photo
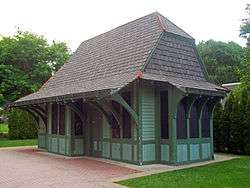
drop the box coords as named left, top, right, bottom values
left=7, top=89, right=113, bottom=108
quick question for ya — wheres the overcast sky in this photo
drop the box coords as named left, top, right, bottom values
left=1, top=0, right=249, bottom=51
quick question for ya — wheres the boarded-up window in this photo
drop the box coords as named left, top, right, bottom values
left=59, top=105, right=65, bottom=135
left=52, top=103, right=58, bottom=134
left=177, top=101, right=187, bottom=139
left=122, top=92, right=132, bottom=138
left=202, top=105, right=210, bottom=138
left=160, top=91, right=169, bottom=139
left=189, top=102, right=199, bottom=138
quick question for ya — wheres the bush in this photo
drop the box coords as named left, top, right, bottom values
left=8, top=109, right=38, bottom=140
left=214, top=86, right=250, bottom=155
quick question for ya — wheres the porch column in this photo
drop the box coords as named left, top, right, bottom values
left=169, top=86, right=184, bottom=164
left=207, top=97, right=221, bottom=159
left=65, top=106, right=73, bottom=156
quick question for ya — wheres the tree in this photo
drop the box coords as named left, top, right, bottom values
left=0, top=31, right=71, bottom=106
left=239, top=4, right=250, bottom=90
left=197, top=40, right=244, bottom=84
left=240, top=4, right=250, bottom=45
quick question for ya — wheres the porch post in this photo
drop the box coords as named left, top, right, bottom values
left=169, top=87, right=184, bottom=164
left=137, top=79, right=143, bottom=165
left=65, top=106, right=73, bottom=156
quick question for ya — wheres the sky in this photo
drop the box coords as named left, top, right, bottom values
left=1, top=0, right=249, bottom=51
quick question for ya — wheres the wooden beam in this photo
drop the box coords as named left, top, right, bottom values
left=111, top=93, right=139, bottom=126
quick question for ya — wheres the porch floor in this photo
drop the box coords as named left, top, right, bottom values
left=0, top=146, right=237, bottom=188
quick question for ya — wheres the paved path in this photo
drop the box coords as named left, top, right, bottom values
left=0, top=147, right=237, bottom=188
left=0, top=147, right=138, bottom=188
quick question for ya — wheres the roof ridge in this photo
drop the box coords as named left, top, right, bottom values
left=155, top=13, right=166, bottom=32
left=155, top=12, right=194, bottom=39
left=79, top=12, right=161, bottom=46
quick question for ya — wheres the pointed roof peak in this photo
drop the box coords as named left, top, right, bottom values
left=149, top=11, right=194, bottom=39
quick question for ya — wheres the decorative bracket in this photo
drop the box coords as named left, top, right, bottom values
left=110, top=93, right=139, bottom=126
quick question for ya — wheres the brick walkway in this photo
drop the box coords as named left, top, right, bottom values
left=0, top=147, right=139, bottom=188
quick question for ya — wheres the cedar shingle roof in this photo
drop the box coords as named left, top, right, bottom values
left=14, top=12, right=226, bottom=106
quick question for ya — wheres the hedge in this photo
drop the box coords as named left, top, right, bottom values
left=214, top=87, right=250, bottom=154
left=8, top=109, right=38, bottom=140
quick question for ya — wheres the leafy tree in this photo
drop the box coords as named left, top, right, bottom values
left=240, top=4, right=250, bottom=45
left=0, top=30, right=71, bottom=106
left=197, top=40, right=244, bottom=84
left=239, top=4, right=250, bottom=90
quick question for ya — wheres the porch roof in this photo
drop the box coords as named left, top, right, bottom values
left=10, top=12, right=227, bottom=107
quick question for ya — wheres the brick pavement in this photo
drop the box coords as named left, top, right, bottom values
left=0, top=147, right=139, bottom=188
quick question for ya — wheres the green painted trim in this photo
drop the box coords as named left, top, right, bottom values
left=137, top=80, right=143, bottom=165
left=169, top=86, right=185, bottom=164
left=111, top=93, right=139, bottom=126
left=192, top=44, right=209, bottom=81
left=141, top=32, right=164, bottom=71
left=155, top=87, right=160, bottom=163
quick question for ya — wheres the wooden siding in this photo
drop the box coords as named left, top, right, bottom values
left=161, top=144, right=170, bottom=161
left=177, top=144, right=188, bottom=162
left=141, top=85, right=155, bottom=141
left=143, top=144, right=155, bottom=162
left=189, top=144, right=200, bottom=161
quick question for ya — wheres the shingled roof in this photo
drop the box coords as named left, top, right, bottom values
left=13, top=12, right=226, bottom=106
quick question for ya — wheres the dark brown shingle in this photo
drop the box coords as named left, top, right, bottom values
left=15, top=12, right=226, bottom=105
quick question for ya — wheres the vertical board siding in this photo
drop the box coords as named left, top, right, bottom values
left=58, top=138, right=66, bottom=154
left=202, top=143, right=211, bottom=159
left=51, top=137, right=58, bottom=153
left=112, top=143, right=121, bottom=160
left=74, top=139, right=84, bottom=155
left=38, top=134, right=46, bottom=148
left=143, top=144, right=155, bottom=161
left=134, top=145, right=137, bottom=162
left=122, top=144, right=132, bottom=161
left=141, top=85, right=155, bottom=141
left=189, top=144, right=200, bottom=161
left=161, top=144, right=170, bottom=161
left=66, top=139, right=70, bottom=155
left=177, top=144, right=188, bottom=162
left=102, top=142, right=110, bottom=158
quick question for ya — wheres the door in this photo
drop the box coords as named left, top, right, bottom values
left=90, top=109, right=102, bottom=157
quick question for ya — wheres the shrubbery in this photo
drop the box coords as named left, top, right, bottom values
left=8, top=109, right=38, bottom=140
left=214, top=87, right=250, bottom=154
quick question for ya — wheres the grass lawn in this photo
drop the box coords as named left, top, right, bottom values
left=0, top=138, right=37, bottom=148
left=0, top=123, right=8, bottom=133
left=118, top=157, right=250, bottom=188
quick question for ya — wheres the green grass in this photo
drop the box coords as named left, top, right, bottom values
left=0, top=138, right=37, bottom=147
left=0, top=123, right=8, bottom=133
left=118, top=157, right=250, bottom=188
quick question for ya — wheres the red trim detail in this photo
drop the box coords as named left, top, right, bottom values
left=135, top=70, right=143, bottom=78
left=156, top=14, right=166, bottom=32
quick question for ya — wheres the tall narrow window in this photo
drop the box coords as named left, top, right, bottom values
left=189, top=101, right=199, bottom=138
left=177, top=100, right=187, bottom=139
left=160, top=91, right=169, bottom=139
left=122, top=92, right=132, bottom=138
left=59, top=105, right=65, bottom=135
left=201, top=105, right=210, bottom=138
left=52, top=103, right=58, bottom=134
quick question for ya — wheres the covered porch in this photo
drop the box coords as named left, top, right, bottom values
left=9, top=79, right=224, bottom=165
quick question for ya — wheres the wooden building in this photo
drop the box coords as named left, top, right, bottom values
left=9, top=12, right=227, bottom=165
